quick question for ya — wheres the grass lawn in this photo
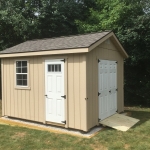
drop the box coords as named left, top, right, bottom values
left=0, top=100, right=150, bottom=150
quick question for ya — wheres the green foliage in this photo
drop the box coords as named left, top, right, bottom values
left=76, top=0, right=144, bottom=33
left=76, top=0, right=150, bottom=106
left=123, top=14, right=150, bottom=106
left=38, top=1, right=86, bottom=38
left=0, top=0, right=94, bottom=50
left=0, top=0, right=39, bottom=50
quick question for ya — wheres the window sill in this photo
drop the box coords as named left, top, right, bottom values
left=15, top=86, right=31, bottom=90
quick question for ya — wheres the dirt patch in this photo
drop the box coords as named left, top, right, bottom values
left=124, top=144, right=130, bottom=149
left=12, top=132, right=27, bottom=139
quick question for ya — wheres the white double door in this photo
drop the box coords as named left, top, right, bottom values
left=98, top=60, right=117, bottom=120
left=45, top=59, right=65, bottom=123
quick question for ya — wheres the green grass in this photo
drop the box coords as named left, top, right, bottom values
left=0, top=100, right=150, bottom=150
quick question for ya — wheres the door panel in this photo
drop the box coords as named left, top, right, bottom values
left=47, top=75, right=52, bottom=92
left=45, top=59, right=65, bottom=123
left=56, top=76, right=62, bottom=93
left=56, top=99, right=61, bottom=116
left=47, top=98, right=53, bottom=114
left=98, top=60, right=117, bottom=120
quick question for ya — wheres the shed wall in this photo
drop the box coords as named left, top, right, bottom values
left=2, top=57, right=45, bottom=122
left=2, top=53, right=87, bottom=131
left=86, top=39, right=124, bottom=130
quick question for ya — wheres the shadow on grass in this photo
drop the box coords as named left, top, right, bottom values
left=125, top=109, right=150, bottom=128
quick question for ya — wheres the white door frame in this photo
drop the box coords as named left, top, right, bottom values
left=45, top=59, right=66, bottom=124
left=98, top=59, right=117, bottom=121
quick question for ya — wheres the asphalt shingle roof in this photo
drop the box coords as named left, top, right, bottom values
left=0, top=31, right=111, bottom=54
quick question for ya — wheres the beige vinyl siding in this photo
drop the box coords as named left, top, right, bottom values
left=67, top=54, right=87, bottom=131
left=1, top=59, right=4, bottom=116
left=2, top=57, right=45, bottom=123
left=2, top=53, right=87, bottom=131
left=1, top=38, right=125, bottom=132
left=86, top=39, right=124, bottom=130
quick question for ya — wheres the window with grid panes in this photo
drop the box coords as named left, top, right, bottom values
left=16, top=61, right=28, bottom=86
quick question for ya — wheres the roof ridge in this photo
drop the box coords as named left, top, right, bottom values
left=28, top=30, right=112, bottom=42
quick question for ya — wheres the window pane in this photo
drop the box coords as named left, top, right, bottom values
left=22, top=61, right=27, bottom=67
left=16, top=61, right=21, bottom=67
left=52, top=65, right=54, bottom=72
left=17, top=80, right=22, bottom=86
left=23, top=75, right=27, bottom=79
left=17, top=74, right=22, bottom=80
left=55, top=64, right=61, bottom=72
left=48, top=65, right=51, bottom=72
left=59, top=64, right=61, bottom=71
left=48, top=64, right=61, bottom=72
left=22, top=67, right=27, bottom=73
left=23, top=80, right=27, bottom=86
left=55, top=65, right=58, bottom=72
left=16, top=68, right=21, bottom=73
left=16, top=60, right=28, bottom=87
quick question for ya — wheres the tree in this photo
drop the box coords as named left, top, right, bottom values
left=76, top=0, right=150, bottom=106
left=0, top=0, right=39, bottom=50
left=0, top=0, right=95, bottom=50
left=38, top=0, right=95, bottom=38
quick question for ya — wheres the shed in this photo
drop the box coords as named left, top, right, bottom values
left=0, top=31, right=128, bottom=131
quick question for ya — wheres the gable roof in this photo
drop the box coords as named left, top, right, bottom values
left=0, top=31, right=128, bottom=58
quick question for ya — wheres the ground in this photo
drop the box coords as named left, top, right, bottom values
left=0, top=100, right=150, bottom=150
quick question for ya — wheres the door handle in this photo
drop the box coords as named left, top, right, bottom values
left=45, top=95, right=47, bottom=97
left=109, top=90, right=111, bottom=93
left=61, top=95, right=66, bottom=99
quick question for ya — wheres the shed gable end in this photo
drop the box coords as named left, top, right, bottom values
left=88, top=32, right=128, bottom=59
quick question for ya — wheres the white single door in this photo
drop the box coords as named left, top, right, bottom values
left=98, top=59, right=117, bottom=120
left=45, top=59, right=65, bottom=123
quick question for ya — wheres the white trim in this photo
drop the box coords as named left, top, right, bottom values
left=0, top=48, right=88, bottom=58
left=15, top=60, right=30, bottom=89
left=45, top=59, right=65, bottom=124
left=98, top=59, right=117, bottom=120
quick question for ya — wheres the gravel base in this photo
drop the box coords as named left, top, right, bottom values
left=1, top=116, right=103, bottom=138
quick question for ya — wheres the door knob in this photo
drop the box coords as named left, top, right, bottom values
left=45, top=95, right=47, bottom=97
left=109, top=90, right=111, bottom=93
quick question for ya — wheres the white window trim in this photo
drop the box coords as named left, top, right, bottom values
left=15, top=60, right=30, bottom=90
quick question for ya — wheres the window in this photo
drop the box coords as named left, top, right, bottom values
left=16, top=61, right=28, bottom=86
left=48, top=64, right=61, bottom=72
